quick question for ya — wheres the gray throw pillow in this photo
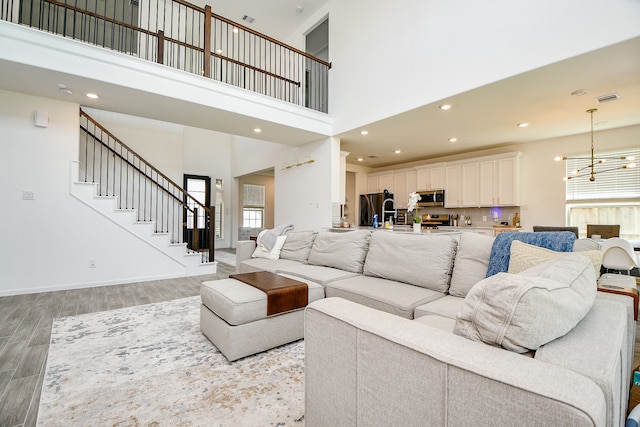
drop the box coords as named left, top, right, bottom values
left=449, top=232, right=494, bottom=297
left=453, top=254, right=597, bottom=353
left=307, top=230, right=371, bottom=273
left=279, top=231, right=317, bottom=263
left=363, top=232, right=457, bottom=292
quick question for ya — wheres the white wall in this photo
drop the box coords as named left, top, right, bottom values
left=329, top=0, right=640, bottom=133
left=0, top=90, right=194, bottom=296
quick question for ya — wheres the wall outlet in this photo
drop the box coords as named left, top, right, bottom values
left=482, top=215, right=487, bottom=222
left=89, top=259, right=96, bottom=268
left=22, top=191, right=35, bottom=200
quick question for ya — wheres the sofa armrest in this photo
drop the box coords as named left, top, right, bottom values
left=236, top=240, right=256, bottom=264
left=305, top=297, right=606, bottom=427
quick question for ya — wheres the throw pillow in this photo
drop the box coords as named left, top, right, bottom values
left=486, top=231, right=576, bottom=277
left=508, top=240, right=602, bottom=278
left=279, top=231, right=317, bottom=263
left=454, top=254, right=597, bottom=353
left=363, top=232, right=457, bottom=292
left=449, top=232, right=495, bottom=297
left=251, top=231, right=287, bottom=260
left=307, top=230, right=371, bottom=273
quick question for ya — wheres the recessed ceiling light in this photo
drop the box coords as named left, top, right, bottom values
left=394, top=149, right=401, bottom=154
left=571, top=89, right=587, bottom=96
left=253, top=128, right=262, bottom=133
left=86, top=93, right=99, bottom=99
left=448, top=138, right=457, bottom=143
left=517, top=122, right=529, bottom=128
left=360, top=130, right=368, bottom=135
left=357, top=157, right=364, bottom=162
left=59, top=87, right=73, bottom=95
left=439, top=104, right=452, bottom=110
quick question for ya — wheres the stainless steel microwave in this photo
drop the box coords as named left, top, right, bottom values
left=417, top=190, right=445, bottom=207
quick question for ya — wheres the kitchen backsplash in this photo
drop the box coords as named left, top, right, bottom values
left=412, top=206, right=522, bottom=227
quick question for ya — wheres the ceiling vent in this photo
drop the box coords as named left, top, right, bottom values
left=367, top=155, right=379, bottom=159
left=595, top=93, right=620, bottom=103
left=242, top=15, right=255, bottom=23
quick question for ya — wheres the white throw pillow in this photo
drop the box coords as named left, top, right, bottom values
left=251, top=231, right=287, bottom=260
left=508, top=240, right=602, bottom=278
left=454, top=254, right=597, bottom=353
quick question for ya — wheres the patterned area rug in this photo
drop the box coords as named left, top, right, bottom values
left=38, top=297, right=305, bottom=426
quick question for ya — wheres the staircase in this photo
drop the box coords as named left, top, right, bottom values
left=71, top=109, right=216, bottom=276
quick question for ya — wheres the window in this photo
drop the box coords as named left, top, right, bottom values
left=242, top=184, right=265, bottom=228
left=565, top=148, right=640, bottom=240
left=215, top=179, right=223, bottom=239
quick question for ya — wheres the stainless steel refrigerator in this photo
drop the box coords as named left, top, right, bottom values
left=359, top=191, right=394, bottom=226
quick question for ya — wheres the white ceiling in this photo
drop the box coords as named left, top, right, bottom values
left=1, top=1, right=639, bottom=171
left=338, top=36, right=640, bottom=168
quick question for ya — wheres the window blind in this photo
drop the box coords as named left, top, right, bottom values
left=243, top=184, right=265, bottom=207
left=565, top=148, right=640, bottom=201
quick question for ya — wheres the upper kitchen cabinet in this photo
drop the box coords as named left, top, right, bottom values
left=479, top=153, right=522, bottom=206
left=367, top=172, right=393, bottom=193
left=445, top=162, right=479, bottom=207
left=393, top=169, right=416, bottom=208
left=415, top=163, right=445, bottom=190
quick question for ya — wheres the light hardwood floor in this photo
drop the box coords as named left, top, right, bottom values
left=0, top=261, right=234, bottom=427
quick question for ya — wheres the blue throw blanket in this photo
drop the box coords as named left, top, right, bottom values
left=486, top=232, right=577, bottom=277
left=260, top=224, right=294, bottom=251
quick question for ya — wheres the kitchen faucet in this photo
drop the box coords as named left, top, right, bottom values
left=382, top=197, right=397, bottom=224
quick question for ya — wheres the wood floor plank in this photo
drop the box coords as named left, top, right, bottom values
left=0, top=370, right=12, bottom=402
left=28, top=320, right=52, bottom=348
left=8, top=316, right=39, bottom=344
left=58, top=290, right=80, bottom=318
left=14, top=345, right=48, bottom=379
left=0, top=340, right=29, bottom=372
left=0, top=375, right=39, bottom=427
left=23, top=362, right=46, bottom=427
left=0, top=317, right=23, bottom=339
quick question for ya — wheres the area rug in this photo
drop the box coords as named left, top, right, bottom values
left=38, top=296, right=305, bottom=426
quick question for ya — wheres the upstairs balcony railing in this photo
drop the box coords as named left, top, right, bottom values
left=1, top=0, right=330, bottom=112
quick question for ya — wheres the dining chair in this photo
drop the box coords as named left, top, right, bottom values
left=586, top=224, right=620, bottom=239
left=600, top=238, right=639, bottom=274
left=532, top=226, right=579, bottom=239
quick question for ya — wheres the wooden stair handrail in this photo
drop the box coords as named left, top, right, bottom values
left=80, top=110, right=209, bottom=215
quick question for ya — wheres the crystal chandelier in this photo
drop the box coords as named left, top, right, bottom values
left=555, top=108, right=636, bottom=181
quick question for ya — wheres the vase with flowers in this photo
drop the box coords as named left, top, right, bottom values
left=407, top=192, right=422, bottom=232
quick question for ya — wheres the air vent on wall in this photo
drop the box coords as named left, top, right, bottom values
left=595, top=93, right=620, bottom=103
left=242, top=15, right=255, bottom=23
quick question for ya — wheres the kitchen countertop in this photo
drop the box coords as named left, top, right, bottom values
left=329, top=226, right=461, bottom=235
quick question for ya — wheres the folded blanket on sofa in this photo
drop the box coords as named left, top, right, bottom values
left=260, top=223, right=294, bottom=251
left=486, top=231, right=576, bottom=277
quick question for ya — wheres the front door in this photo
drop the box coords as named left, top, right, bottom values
left=183, top=174, right=211, bottom=250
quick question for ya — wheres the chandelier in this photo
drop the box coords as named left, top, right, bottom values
left=554, top=108, right=636, bottom=181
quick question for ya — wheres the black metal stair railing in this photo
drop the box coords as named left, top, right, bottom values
left=79, top=109, right=214, bottom=262
left=1, top=0, right=330, bottom=113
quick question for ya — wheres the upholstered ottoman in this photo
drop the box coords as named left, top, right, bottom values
left=200, top=274, right=324, bottom=361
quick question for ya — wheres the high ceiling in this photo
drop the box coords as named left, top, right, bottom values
left=1, top=1, right=639, bottom=171
left=338, top=36, right=640, bottom=168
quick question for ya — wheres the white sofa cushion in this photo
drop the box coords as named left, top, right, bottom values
left=453, top=254, right=597, bottom=353
left=251, top=231, right=287, bottom=260
left=307, top=230, right=371, bottom=273
left=449, top=232, right=494, bottom=297
left=508, top=240, right=602, bottom=278
left=279, top=231, right=317, bottom=263
left=363, top=232, right=457, bottom=293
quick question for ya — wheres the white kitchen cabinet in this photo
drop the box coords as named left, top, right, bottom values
left=496, top=156, right=520, bottom=205
left=393, top=171, right=407, bottom=208
left=478, top=154, right=521, bottom=206
left=405, top=170, right=417, bottom=197
left=445, top=165, right=462, bottom=207
left=367, top=173, right=393, bottom=193
left=445, top=162, right=478, bottom=207
left=416, top=163, right=445, bottom=191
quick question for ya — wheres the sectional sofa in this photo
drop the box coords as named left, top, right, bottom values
left=233, top=229, right=635, bottom=426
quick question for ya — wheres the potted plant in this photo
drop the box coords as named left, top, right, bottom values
left=407, top=192, right=422, bottom=232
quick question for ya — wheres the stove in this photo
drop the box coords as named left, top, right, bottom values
left=421, top=214, right=451, bottom=229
